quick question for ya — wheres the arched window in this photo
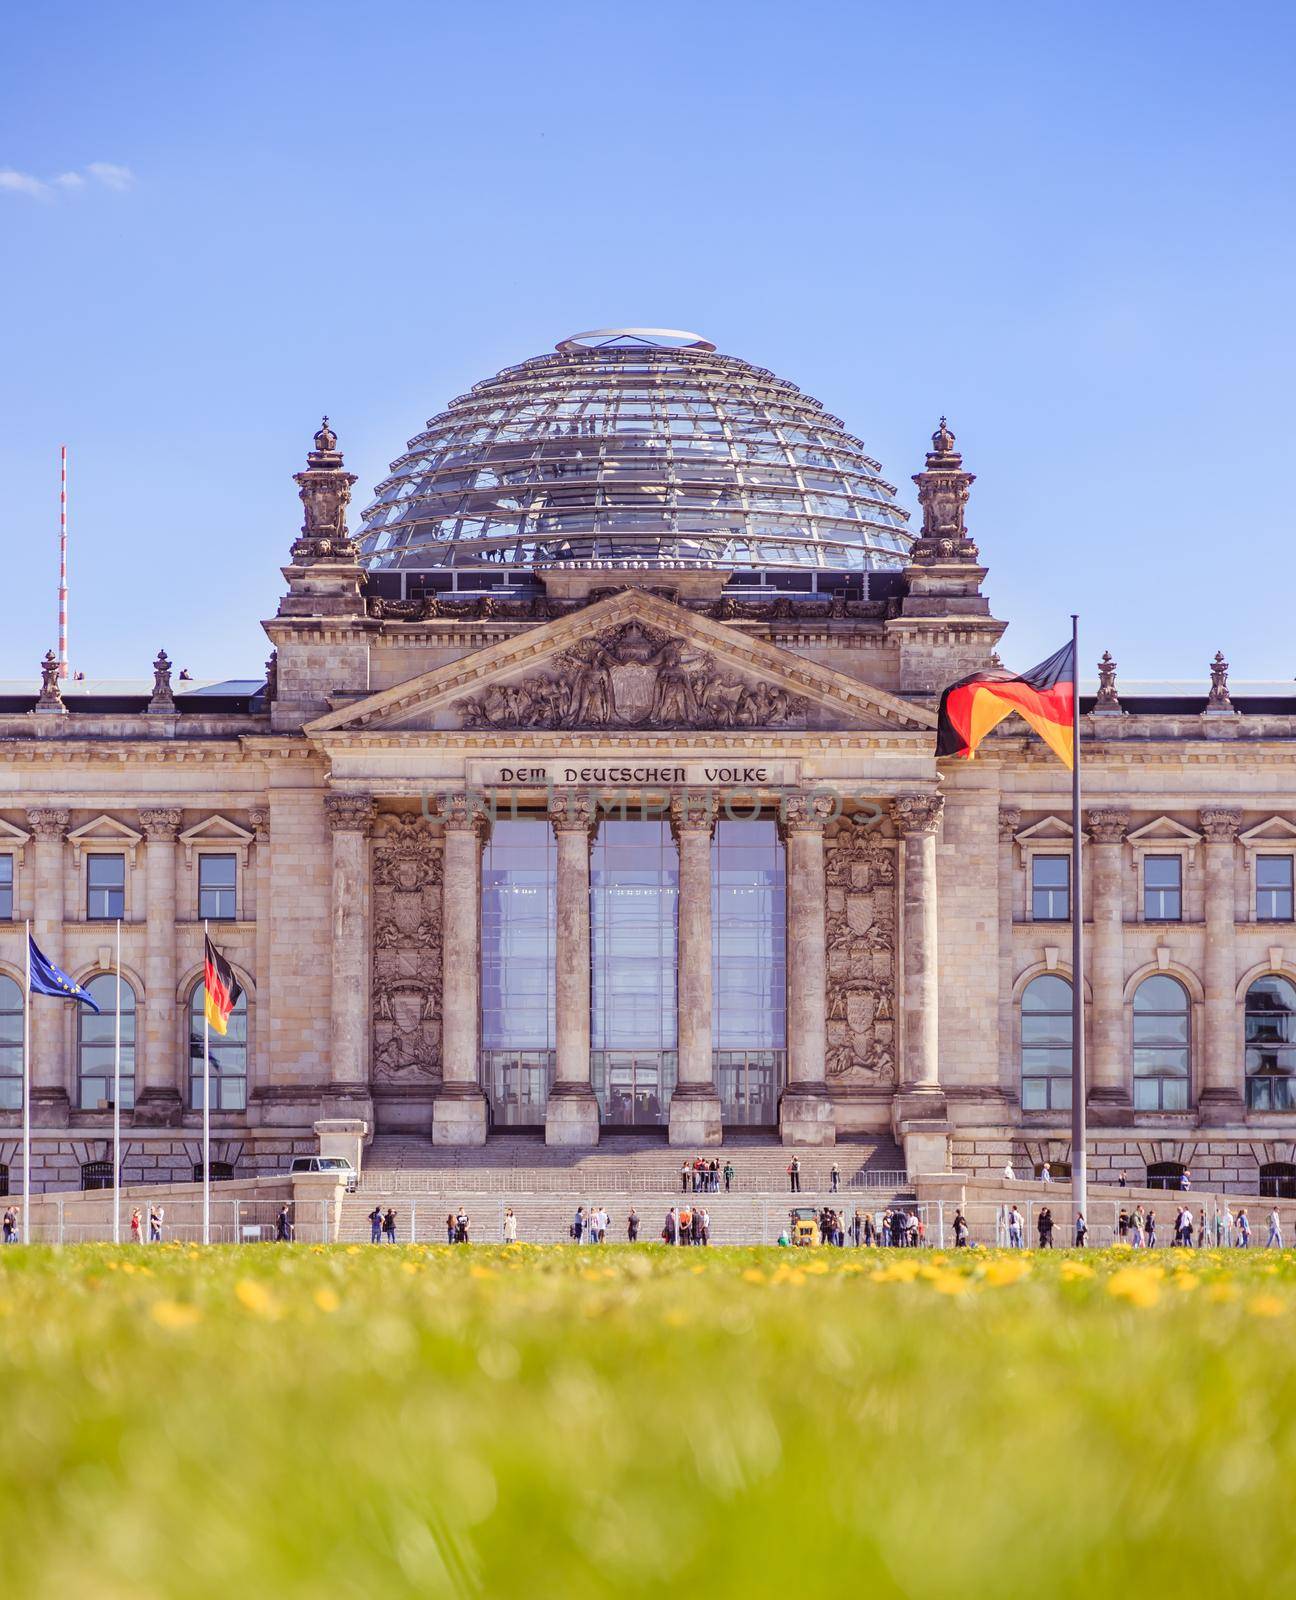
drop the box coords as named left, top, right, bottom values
left=1260, top=1162, right=1296, bottom=1198
left=81, top=1160, right=113, bottom=1191
left=0, top=974, right=22, bottom=1112
left=1020, top=975, right=1073, bottom=1111
left=189, top=983, right=247, bottom=1111
left=77, top=975, right=136, bottom=1111
left=192, top=1160, right=235, bottom=1183
left=1245, top=976, right=1296, bottom=1111
left=0, top=1162, right=8, bottom=1198
left=1145, top=1160, right=1186, bottom=1191
left=1133, top=976, right=1190, bottom=1111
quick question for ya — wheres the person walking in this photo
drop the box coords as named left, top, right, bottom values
left=699, top=1207, right=711, bottom=1246
left=627, top=1206, right=639, bottom=1243
left=1197, top=1207, right=1209, bottom=1249
left=708, top=1159, right=720, bottom=1193
left=953, top=1208, right=970, bottom=1248
left=571, top=1205, right=585, bottom=1244
left=1037, top=1206, right=1053, bottom=1248
left=1220, top=1203, right=1233, bottom=1247
left=788, top=1156, right=801, bottom=1194
left=680, top=1162, right=690, bottom=1195
left=2, top=1205, right=16, bottom=1245
left=1003, top=1161, right=1015, bottom=1182
left=454, top=1207, right=470, bottom=1244
left=130, top=1207, right=143, bottom=1244
left=1040, top=1162, right=1052, bottom=1185
left=1118, top=1171, right=1127, bottom=1188
left=148, top=1205, right=162, bottom=1244
left=1267, top=1207, right=1282, bottom=1249
left=851, top=1207, right=862, bottom=1247
left=1075, top=1213, right=1088, bottom=1248
left=1007, top=1205, right=1024, bottom=1249
left=503, top=1207, right=518, bottom=1243
left=830, top=1162, right=841, bottom=1194
left=383, top=1207, right=397, bottom=1244
left=369, top=1204, right=384, bottom=1244
left=445, top=1212, right=455, bottom=1244
left=663, top=1208, right=677, bottom=1245
left=275, top=1203, right=293, bottom=1242
left=1237, top=1208, right=1251, bottom=1248
left=1144, top=1210, right=1156, bottom=1249
left=723, top=1161, right=735, bottom=1194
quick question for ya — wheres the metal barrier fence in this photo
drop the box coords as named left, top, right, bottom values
left=988, top=1197, right=1258, bottom=1250
left=354, top=1169, right=912, bottom=1196
left=17, top=1198, right=336, bottom=1246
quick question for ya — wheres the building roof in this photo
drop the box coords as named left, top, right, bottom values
left=357, top=329, right=912, bottom=576
left=0, top=679, right=267, bottom=715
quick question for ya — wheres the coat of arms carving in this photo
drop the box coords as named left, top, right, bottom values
left=824, top=818, right=898, bottom=1085
left=371, top=816, right=443, bottom=1083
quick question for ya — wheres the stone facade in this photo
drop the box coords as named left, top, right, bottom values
left=4, top=411, right=1296, bottom=1194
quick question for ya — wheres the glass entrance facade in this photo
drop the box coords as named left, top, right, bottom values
left=591, top=820, right=679, bottom=1124
left=481, top=819, right=557, bottom=1124
left=713, top=819, right=786, bottom=1122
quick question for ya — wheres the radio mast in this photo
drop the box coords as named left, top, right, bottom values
left=58, top=444, right=69, bottom=679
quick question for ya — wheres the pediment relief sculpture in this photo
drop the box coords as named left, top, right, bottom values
left=459, top=620, right=810, bottom=731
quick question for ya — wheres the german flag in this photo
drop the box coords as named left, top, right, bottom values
left=936, top=639, right=1076, bottom=769
left=203, top=933, right=244, bottom=1036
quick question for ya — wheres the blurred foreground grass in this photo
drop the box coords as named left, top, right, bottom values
left=1, top=1243, right=1294, bottom=1597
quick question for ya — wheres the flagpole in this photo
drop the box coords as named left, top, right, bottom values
left=1071, top=613, right=1087, bottom=1236
left=203, top=920, right=211, bottom=1246
left=22, top=922, right=31, bottom=1246
left=112, top=919, right=121, bottom=1245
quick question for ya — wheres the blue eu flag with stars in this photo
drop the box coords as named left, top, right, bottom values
left=28, top=934, right=100, bottom=1011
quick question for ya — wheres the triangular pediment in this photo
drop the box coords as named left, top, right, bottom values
left=1240, top=817, right=1296, bottom=847
left=1014, top=815, right=1078, bottom=845
left=178, top=815, right=256, bottom=865
left=1127, top=816, right=1202, bottom=847
left=67, top=815, right=144, bottom=863
left=306, top=590, right=936, bottom=737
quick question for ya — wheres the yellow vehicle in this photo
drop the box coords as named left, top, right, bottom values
left=789, top=1206, right=821, bottom=1247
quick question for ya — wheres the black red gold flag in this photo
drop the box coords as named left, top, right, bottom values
left=936, top=639, right=1076, bottom=769
left=203, top=933, right=243, bottom=1037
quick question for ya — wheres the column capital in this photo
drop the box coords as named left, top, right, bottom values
left=669, top=790, right=717, bottom=839
left=247, top=806, right=270, bottom=838
left=25, top=807, right=69, bottom=840
left=436, top=792, right=490, bottom=838
left=547, top=788, right=598, bottom=836
left=997, top=804, right=1022, bottom=840
left=890, top=793, right=944, bottom=836
left=1198, top=807, right=1243, bottom=843
left=325, top=794, right=377, bottom=835
left=1085, top=806, right=1130, bottom=845
left=780, top=791, right=835, bottom=836
left=139, top=807, right=183, bottom=841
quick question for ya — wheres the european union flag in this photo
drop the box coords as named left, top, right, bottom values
left=28, top=935, right=100, bottom=1011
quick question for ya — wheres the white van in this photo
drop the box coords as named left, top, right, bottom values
left=289, top=1155, right=358, bottom=1192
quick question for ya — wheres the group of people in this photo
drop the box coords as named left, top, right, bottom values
left=784, top=1157, right=848, bottom=1193
left=367, top=1204, right=399, bottom=1243
left=663, top=1205, right=710, bottom=1245
left=679, top=1159, right=734, bottom=1194
left=1, top=1205, right=18, bottom=1244
left=128, top=1205, right=166, bottom=1243
left=1117, top=1203, right=1268, bottom=1248
left=572, top=1205, right=618, bottom=1243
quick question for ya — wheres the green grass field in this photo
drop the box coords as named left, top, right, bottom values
left=2, top=1243, right=1293, bottom=1598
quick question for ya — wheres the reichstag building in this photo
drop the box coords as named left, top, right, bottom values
left=4, top=327, right=1295, bottom=1194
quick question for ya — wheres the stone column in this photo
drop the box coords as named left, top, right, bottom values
left=134, top=808, right=184, bottom=1126
left=432, top=794, right=489, bottom=1145
left=779, top=792, right=835, bottom=1146
left=1199, top=808, right=1243, bottom=1114
left=892, top=794, right=946, bottom=1112
left=545, top=789, right=599, bottom=1148
left=25, top=808, right=70, bottom=1124
left=997, top=806, right=1021, bottom=1100
left=248, top=807, right=271, bottom=1097
left=1086, top=808, right=1130, bottom=1119
left=325, top=795, right=376, bottom=1120
left=668, top=792, right=722, bottom=1147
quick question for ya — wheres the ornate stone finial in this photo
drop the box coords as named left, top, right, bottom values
left=291, top=416, right=359, bottom=564
left=35, top=650, right=65, bottom=713
left=1198, top=807, right=1243, bottom=843
left=147, top=649, right=176, bottom=715
left=325, top=794, right=377, bottom=835
left=1086, top=807, right=1130, bottom=844
left=1094, top=651, right=1121, bottom=714
left=1205, top=650, right=1234, bottom=714
left=264, top=649, right=278, bottom=703
left=909, top=418, right=979, bottom=566
left=890, top=793, right=945, bottom=835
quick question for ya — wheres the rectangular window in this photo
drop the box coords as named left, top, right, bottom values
left=86, top=854, right=125, bottom=920
left=0, top=854, right=11, bottom=920
left=198, top=854, right=238, bottom=920
left=1144, top=855, right=1182, bottom=921
left=1257, top=856, right=1294, bottom=922
left=1031, top=855, right=1070, bottom=921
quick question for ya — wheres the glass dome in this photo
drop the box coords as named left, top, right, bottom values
left=357, top=329, right=912, bottom=574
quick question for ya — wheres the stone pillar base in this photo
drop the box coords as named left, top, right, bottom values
left=899, top=1124, right=950, bottom=1178
left=315, top=1116, right=370, bottom=1171
left=892, top=1087, right=948, bottom=1127
left=668, top=1089, right=723, bottom=1148
left=1087, top=1087, right=1132, bottom=1127
left=1198, top=1086, right=1244, bottom=1119
left=30, top=1087, right=71, bottom=1128
left=545, top=1087, right=600, bottom=1148
left=779, top=1087, right=836, bottom=1146
left=319, top=1091, right=374, bottom=1132
left=131, top=1088, right=183, bottom=1129
left=431, top=1087, right=489, bottom=1146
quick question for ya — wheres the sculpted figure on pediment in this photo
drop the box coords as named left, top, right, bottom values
left=370, top=815, right=442, bottom=1083
left=458, top=620, right=809, bottom=731
left=824, top=818, right=898, bottom=1085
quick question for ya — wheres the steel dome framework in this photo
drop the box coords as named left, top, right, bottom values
left=357, top=330, right=912, bottom=576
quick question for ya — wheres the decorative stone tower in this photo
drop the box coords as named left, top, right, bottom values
left=264, top=419, right=372, bottom=731
left=890, top=420, right=1005, bottom=694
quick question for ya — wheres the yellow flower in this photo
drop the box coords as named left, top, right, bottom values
left=313, top=1287, right=340, bottom=1313
left=741, top=1268, right=767, bottom=1284
left=234, top=1278, right=276, bottom=1316
left=982, top=1258, right=1031, bottom=1287
left=1173, top=1274, right=1199, bottom=1292
left=803, top=1260, right=830, bottom=1275
left=150, top=1299, right=201, bottom=1330
left=931, top=1272, right=973, bottom=1296
left=1107, top=1268, right=1162, bottom=1308
left=470, top=1265, right=499, bottom=1281
left=1206, top=1282, right=1240, bottom=1304
left=1249, top=1294, right=1285, bottom=1318
left=1060, top=1261, right=1094, bottom=1281
left=401, top=1261, right=419, bottom=1275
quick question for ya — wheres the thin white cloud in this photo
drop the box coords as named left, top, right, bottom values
left=0, top=168, right=51, bottom=200
left=86, top=161, right=135, bottom=191
left=1, top=161, right=136, bottom=199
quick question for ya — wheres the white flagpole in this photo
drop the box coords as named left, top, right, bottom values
left=22, top=921, right=31, bottom=1245
left=112, top=918, right=122, bottom=1245
left=203, top=920, right=210, bottom=1246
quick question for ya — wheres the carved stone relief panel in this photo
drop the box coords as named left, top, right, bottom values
left=371, top=815, right=443, bottom=1084
left=824, top=817, right=898, bottom=1085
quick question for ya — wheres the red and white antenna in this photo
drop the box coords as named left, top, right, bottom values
left=58, top=444, right=69, bottom=680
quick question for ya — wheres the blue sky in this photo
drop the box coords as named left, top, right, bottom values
left=2, top=1, right=1293, bottom=685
